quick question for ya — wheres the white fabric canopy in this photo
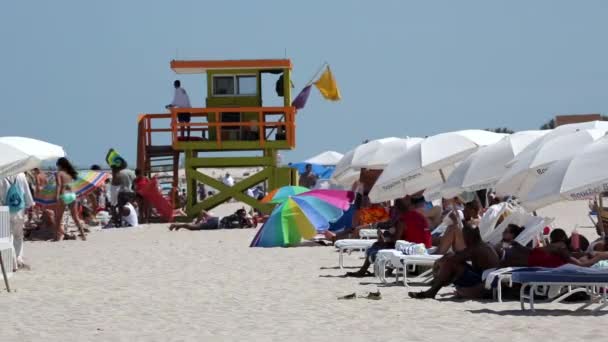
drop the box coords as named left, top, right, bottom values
left=350, top=137, right=423, bottom=169
left=304, top=151, right=343, bottom=166
left=331, top=137, right=422, bottom=186
left=441, top=130, right=548, bottom=198
left=0, top=137, right=66, bottom=179
left=495, top=128, right=608, bottom=200
left=369, top=130, right=505, bottom=203
left=522, top=135, right=608, bottom=211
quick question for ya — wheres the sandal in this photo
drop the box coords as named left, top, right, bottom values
left=360, top=290, right=382, bottom=300
left=337, top=292, right=357, bottom=300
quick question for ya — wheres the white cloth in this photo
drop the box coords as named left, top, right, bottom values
left=0, top=173, right=34, bottom=265
left=223, top=175, right=235, bottom=187
left=171, top=87, right=191, bottom=108
left=122, top=203, right=139, bottom=227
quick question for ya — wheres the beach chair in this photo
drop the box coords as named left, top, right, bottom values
left=335, top=239, right=376, bottom=269
left=376, top=210, right=551, bottom=287
left=512, top=265, right=608, bottom=312
left=0, top=207, right=13, bottom=292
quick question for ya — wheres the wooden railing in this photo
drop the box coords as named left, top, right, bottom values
left=168, top=106, right=296, bottom=150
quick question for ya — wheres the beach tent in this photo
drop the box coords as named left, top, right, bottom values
left=369, top=130, right=505, bottom=203
left=288, top=162, right=335, bottom=179
left=304, top=151, right=343, bottom=166
left=440, top=130, right=548, bottom=198
left=0, top=137, right=66, bottom=179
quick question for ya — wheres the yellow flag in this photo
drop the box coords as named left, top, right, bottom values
left=314, top=66, right=341, bottom=101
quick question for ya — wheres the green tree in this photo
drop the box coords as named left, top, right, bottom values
left=485, top=127, right=514, bottom=134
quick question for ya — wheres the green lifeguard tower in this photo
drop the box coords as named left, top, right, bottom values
left=137, top=59, right=298, bottom=217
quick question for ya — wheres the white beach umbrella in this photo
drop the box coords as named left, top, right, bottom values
left=350, top=137, right=423, bottom=169
left=522, top=135, right=608, bottom=211
left=495, top=128, right=608, bottom=200
left=508, top=121, right=608, bottom=167
left=368, top=130, right=505, bottom=203
left=0, top=137, right=66, bottom=179
left=304, top=151, right=344, bottom=166
left=441, top=130, right=549, bottom=198
left=331, top=137, right=422, bottom=186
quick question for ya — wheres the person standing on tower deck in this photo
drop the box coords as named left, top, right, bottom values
left=166, top=80, right=192, bottom=139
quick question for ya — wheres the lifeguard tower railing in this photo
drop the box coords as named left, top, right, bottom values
left=137, top=106, right=296, bottom=207
left=169, top=106, right=295, bottom=151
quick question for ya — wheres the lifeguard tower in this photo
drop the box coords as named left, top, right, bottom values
left=137, top=59, right=298, bottom=217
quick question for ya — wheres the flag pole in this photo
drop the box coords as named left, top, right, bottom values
left=305, top=61, right=328, bottom=86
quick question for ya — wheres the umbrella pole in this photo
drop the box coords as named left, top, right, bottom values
left=599, top=195, right=606, bottom=239
left=0, top=253, right=10, bottom=292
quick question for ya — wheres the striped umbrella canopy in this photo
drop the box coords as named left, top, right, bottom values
left=250, top=195, right=345, bottom=247
left=34, top=170, right=110, bottom=206
left=261, top=186, right=309, bottom=204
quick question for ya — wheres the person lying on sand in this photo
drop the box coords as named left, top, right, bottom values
left=169, top=210, right=220, bottom=231
left=409, top=224, right=500, bottom=299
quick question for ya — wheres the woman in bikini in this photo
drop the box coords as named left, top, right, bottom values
left=54, top=157, right=87, bottom=241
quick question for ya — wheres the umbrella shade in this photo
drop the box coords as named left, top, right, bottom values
left=304, top=151, right=344, bottom=166
left=332, top=149, right=357, bottom=185
left=331, top=138, right=422, bottom=187
left=250, top=196, right=345, bottom=247
left=261, top=186, right=309, bottom=204
left=289, top=162, right=335, bottom=179
left=509, top=121, right=608, bottom=166
left=441, top=130, right=548, bottom=198
left=495, top=128, right=608, bottom=200
left=369, top=130, right=505, bottom=203
left=297, top=189, right=354, bottom=210
left=350, top=137, right=423, bottom=169
left=523, top=136, right=608, bottom=210
left=34, top=170, right=110, bottom=206
left=0, top=137, right=66, bottom=179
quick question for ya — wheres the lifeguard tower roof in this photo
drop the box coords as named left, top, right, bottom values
left=170, top=59, right=292, bottom=74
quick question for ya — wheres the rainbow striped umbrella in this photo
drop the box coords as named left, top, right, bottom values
left=251, top=189, right=354, bottom=247
left=34, top=170, right=110, bottom=206
left=261, top=186, right=309, bottom=204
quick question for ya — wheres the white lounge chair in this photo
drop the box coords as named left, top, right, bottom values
left=334, top=239, right=376, bottom=269
left=0, top=206, right=13, bottom=292
left=481, top=214, right=555, bottom=302
left=376, top=209, right=551, bottom=288
left=512, top=265, right=608, bottom=312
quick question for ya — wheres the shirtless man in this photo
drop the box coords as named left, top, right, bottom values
left=409, top=224, right=500, bottom=299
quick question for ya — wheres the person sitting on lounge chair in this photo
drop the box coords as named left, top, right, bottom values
left=346, top=197, right=430, bottom=277
left=434, top=200, right=482, bottom=255
left=169, top=210, right=220, bottom=231
left=409, top=224, right=500, bottom=299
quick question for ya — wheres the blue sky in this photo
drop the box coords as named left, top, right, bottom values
left=2, top=0, right=608, bottom=167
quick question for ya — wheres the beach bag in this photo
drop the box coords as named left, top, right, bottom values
left=5, top=179, right=25, bottom=214
left=397, top=242, right=428, bottom=255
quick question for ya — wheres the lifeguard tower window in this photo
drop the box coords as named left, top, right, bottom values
left=212, top=75, right=257, bottom=96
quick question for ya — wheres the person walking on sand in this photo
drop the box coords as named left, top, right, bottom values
left=0, top=172, right=35, bottom=270
left=54, top=157, right=87, bottom=241
left=166, top=80, right=192, bottom=138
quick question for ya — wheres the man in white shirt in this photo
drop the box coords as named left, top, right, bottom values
left=0, top=172, right=35, bottom=270
left=166, top=80, right=192, bottom=138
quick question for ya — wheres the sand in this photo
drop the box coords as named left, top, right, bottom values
left=0, top=201, right=605, bottom=342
